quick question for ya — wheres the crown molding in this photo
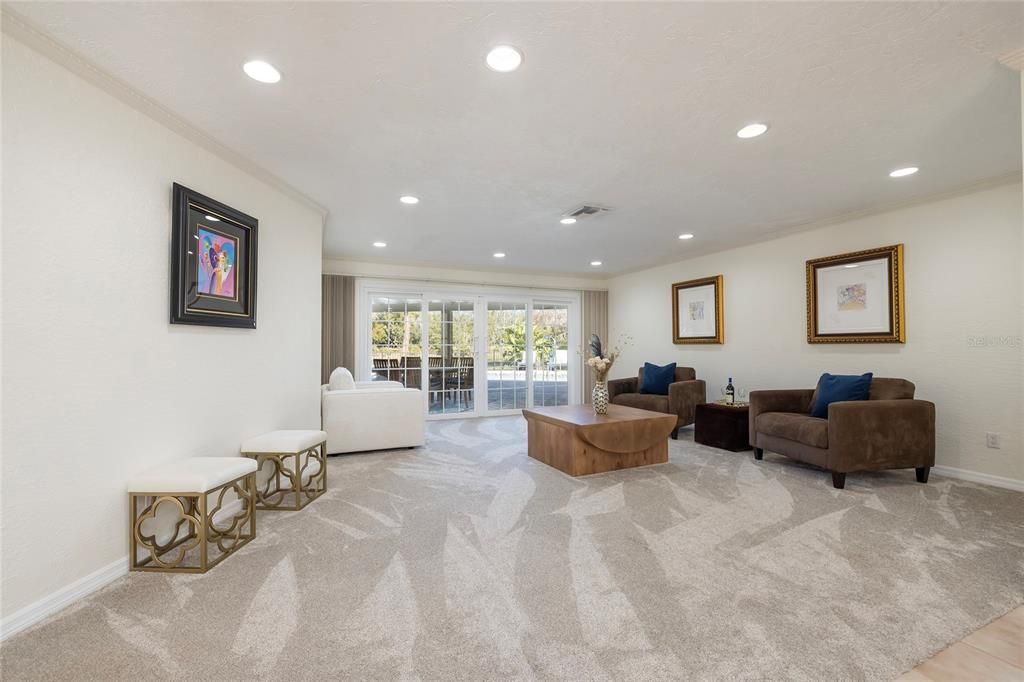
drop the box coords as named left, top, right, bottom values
left=322, top=257, right=609, bottom=291
left=1, top=8, right=328, bottom=222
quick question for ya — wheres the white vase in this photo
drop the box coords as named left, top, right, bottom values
left=592, top=381, right=609, bottom=415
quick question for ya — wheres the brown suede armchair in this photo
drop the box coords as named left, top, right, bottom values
left=608, top=366, right=706, bottom=439
left=749, top=377, right=935, bottom=489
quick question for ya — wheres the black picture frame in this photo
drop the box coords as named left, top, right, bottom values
left=170, top=183, right=258, bottom=328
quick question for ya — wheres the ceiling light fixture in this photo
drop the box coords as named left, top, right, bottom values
left=486, top=45, right=523, bottom=73
left=736, top=123, right=768, bottom=139
left=678, top=233, right=694, bottom=240
left=399, top=195, right=419, bottom=204
left=889, top=166, right=919, bottom=178
left=373, top=241, right=387, bottom=248
left=590, top=261, right=603, bottom=266
left=560, top=217, right=577, bottom=225
left=243, top=60, right=281, bottom=84
left=493, top=252, right=506, bottom=258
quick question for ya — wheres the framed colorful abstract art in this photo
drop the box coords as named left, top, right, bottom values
left=170, top=183, right=258, bottom=328
left=806, top=244, right=904, bottom=343
left=672, top=275, right=724, bottom=344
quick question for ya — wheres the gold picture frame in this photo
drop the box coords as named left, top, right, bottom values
left=806, top=244, right=905, bottom=343
left=672, top=275, right=724, bottom=344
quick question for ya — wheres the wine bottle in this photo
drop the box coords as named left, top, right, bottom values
left=725, top=377, right=735, bottom=404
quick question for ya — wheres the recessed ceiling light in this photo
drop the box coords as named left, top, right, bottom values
left=204, top=215, right=220, bottom=222
left=560, top=217, right=577, bottom=225
left=399, top=195, right=419, bottom=204
left=493, top=252, right=506, bottom=258
left=243, top=60, right=281, bottom=84
left=590, top=261, right=603, bottom=266
left=373, top=241, right=387, bottom=248
left=678, top=233, right=694, bottom=240
left=486, top=45, right=523, bottom=73
left=889, top=167, right=919, bottom=178
left=736, top=123, right=768, bottom=139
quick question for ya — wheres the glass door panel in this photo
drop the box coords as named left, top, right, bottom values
left=486, top=302, right=528, bottom=411
left=532, top=303, right=569, bottom=407
left=370, top=297, right=422, bottom=388
left=427, top=299, right=475, bottom=415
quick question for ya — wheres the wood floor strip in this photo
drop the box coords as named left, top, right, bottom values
left=895, top=606, right=1024, bottom=682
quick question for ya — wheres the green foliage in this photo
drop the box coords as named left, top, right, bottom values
left=371, top=306, right=569, bottom=367
left=496, top=322, right=563, bottom=366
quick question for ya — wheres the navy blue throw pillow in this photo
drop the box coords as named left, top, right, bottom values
left=639, top=362, right=677, bottom=395
left=810, top=373, right=873, bottom=418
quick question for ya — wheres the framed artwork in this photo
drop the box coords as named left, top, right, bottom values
left=672, top=275, right=724, bottom=344
left=806, top=243, right=904, bottom=343
left=170, top=183, right=258, bottom=328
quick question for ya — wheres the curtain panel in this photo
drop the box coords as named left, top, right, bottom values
left=321, top=274, right=356, bottom=383
left=580, top=289, right=609, bottom=404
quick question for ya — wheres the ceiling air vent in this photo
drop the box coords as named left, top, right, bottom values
left=565, top=204, right=612, bottom=219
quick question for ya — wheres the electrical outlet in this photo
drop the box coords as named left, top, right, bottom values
left=985, top=432, right=1001, bottom=449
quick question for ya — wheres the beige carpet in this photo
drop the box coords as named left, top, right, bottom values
left=3, top=416, right=1022, bottom=681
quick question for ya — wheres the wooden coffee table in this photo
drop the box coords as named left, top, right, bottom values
left=522, top=404, right=677, bottom=476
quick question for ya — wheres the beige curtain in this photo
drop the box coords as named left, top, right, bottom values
left=321, top=274, right=356, bottom=383
left=581, top=289, right=609, bottom=404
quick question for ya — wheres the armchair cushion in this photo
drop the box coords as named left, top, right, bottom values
left=639, top=362, right=676, bottom=395
left=328, top=367, right=356, bottom=391
left=755, top=413, right=828, bottom=449
left=613, top=393, right=669, bottom=413
left=810, top=372, right=872, bottom=418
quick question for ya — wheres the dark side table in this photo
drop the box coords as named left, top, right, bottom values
left=694, top=402, right=751, bottom=452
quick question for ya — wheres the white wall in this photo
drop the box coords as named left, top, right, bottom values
left=609, top=183, right=1023, bottom=484
left=1, top=36, right=323, bottom=620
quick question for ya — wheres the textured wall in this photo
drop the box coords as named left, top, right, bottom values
left=609, top=183, right=1023, bottom=484
left=1, top=37, right=323, bottom=618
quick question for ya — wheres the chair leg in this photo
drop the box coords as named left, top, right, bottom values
left=831, top=472, right=846, bottom=489
left=670, top=427, right=679, bottom=440
left=753, top=447, right=763, bottom=461
left=915, top=466, right=930, bottom=484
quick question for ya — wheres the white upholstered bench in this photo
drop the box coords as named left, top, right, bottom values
left=240, top=430, right=327, bottom=511
left=128, top=457, right=257, bottom=573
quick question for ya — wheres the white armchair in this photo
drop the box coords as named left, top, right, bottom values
left=321, top=368, right=425, bottom=455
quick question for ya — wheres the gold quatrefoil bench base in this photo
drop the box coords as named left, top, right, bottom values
left=129, top=472, right=256, bottom=573
left=242, top=442, right=327, bottom=511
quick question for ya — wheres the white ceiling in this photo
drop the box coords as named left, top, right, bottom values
left=9, top=2, right=1023, bottom=276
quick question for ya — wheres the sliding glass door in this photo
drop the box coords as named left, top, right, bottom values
left=486, top=301, right=528, bottom=412
left=427, top=299, right=475, bottom=415
left=531, top=303, right=570, bottom=407
left=359, top=283, right=580, bottom=419
left=369, top=297, right=422, bottom=388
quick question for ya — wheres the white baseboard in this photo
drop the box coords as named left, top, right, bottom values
left=1, top=497, right=249, bottom=642
left=933, top=465, right=1024, bottom=493
left=1, top=556, right=127, bottom=642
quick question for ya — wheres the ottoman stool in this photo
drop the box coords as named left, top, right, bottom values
left=128, top=457, right=257, bottom=573
left=241, top=430, right=327, bottom=511
left=694, top=402, right=752, bottom=452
